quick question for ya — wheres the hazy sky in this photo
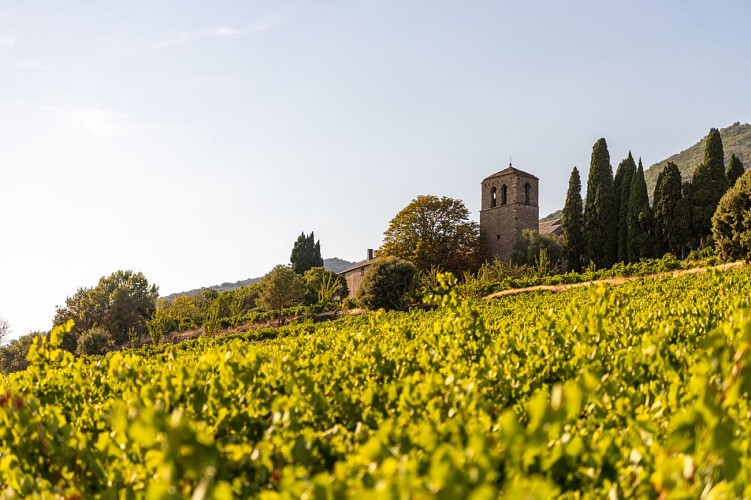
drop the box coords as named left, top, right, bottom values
left=1, top=1, right=750, bottom=338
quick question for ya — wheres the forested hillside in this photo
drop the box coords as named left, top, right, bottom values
left=644, top=122, right=751, bottom=195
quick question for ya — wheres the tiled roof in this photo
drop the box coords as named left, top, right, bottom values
left=483, top=166, right=539, bottom=181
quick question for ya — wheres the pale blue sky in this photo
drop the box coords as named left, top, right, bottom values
left=1, top=1, right=749, bottom=337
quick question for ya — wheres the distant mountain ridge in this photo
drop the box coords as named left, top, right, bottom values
left=160, top=257, right=355, bottom=301
left=644, top=122, right=751, bottom=196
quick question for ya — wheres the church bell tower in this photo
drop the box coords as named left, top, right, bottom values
left=479, top=164, right=539, bottom=262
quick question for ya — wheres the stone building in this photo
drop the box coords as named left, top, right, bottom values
left=480, top=165, right=539, bottom=262
left=341, top=249, right=378, bottom=299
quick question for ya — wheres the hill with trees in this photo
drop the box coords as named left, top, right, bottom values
left=644, top=122, right=751, bottom=196
left=161, top=257, right=354, bottom=301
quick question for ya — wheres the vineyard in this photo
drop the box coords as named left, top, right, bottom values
left=2, top=266, right=751, bottom=498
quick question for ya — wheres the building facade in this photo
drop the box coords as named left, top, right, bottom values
left=341, top=249, right=378, bottom=299
left=479, top=165, right=539, bottom=262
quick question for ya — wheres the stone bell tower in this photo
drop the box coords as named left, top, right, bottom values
left=479, top=164, right=539, bottom=262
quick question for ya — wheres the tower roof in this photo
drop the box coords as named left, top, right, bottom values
left=483, top=165, right=539, bottom=182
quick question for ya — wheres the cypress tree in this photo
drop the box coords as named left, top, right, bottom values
left=692, top=128, right=728, bottom=243
left=653, top=162, right=683, bottom=256
left=727, top=153, right=745, bottom=188
left=561, top=166, right=585, bottom=272
left=678, top=181, right=695, bottom=255
left=626, top=159, right=653, bottom=261
left=613, top=153, right=636, bottom=262
left=290, top=231, right=324, bottom=274
left=583, top=138, right=617, bottom=268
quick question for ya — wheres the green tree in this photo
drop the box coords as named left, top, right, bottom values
left=561, top=166, right=585, bottom=272
left=583, top=138, right=617, bottom=268
left=258, top=265, right=305, bottom=313
left=712, top=169, right=751, bottom=262
left=146, top=306, right=173, bottom=345
left=380, top=195, right=481, bottom=275
left=626, top=159, right=654, bottom=261
left=653, top=162, right=683, bottom=256
left=303, top=267, right=349, bottom=306
left=727, top=153, right=745, bottom=188
left=0, top=331, right=44, bottom=374
left=614, top=152, right=636, bottom=262
left=356, top=257, right=417, bottom=311
left=511, top=229, right=563, bottom=272
left=692, top=128, right=728, bottom=243
left=290, top=232, right=324, bottom=274
left=76, top=327, right=112, bottom=356
left=677, top=181, right=695, bottom=255
left=53, top=270, right=159, bottom=351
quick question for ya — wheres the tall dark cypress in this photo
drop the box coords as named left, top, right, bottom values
left=626, top=159, right=653, bottom=261
left=562, top=166, right=585, bottom=272
left=614, top=153, right=636, bottom=262
left=726, top=153, right=745, bottom=188
left=583, top=138, right=617, bottom=268
left=653, top=162, right=683, bottom=256
left=678, top=181, right=695, bottom=255
left=290, top=231, right=324, bottom=274
left=692, top=128, right=728, bottom=243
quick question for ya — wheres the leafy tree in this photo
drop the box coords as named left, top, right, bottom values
left=626, top=159, right=654, bottom=261
left=614, top=153, right=636, bottom=262
left=164, top=296, right=202, bottom=331
left=76, top=327, right=111, bottom=356
left=653, top=162, right=684, bottom=256
left=53, top=270, right=159, bottom=351
left=511, top=229, right=563, bottom=271
left=583, top=138, right=617, bottom=268
left=712, top=169, right=751, bottom=262
left=356, top=257, right=417, bottom=311
left=727, top=153, right=745, bottom=188
left=561, top=166, right=585, bottom=271
left=692, top=128, right=728, bottom=243
left=303, top=267, right=349, bottom=306
left=147, top=306, right=173, bottom=345
left=381, top=195, right=481, bottom=275
left=290, top=232, right=324, bottom=274
left=0, top=331, right=44, bottom=373
left=258, top=265, right=305, bottom=313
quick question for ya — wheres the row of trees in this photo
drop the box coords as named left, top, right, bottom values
left=562, top=129, right=745, bottom=270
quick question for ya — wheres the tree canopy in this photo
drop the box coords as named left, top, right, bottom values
left=583, top=138, right=617, bottom=268
left=614, top=153, right=636, bottom=263
left=290, top=232, right=323, bottom=274
left=626, top=159, right=653, bottom=261
left=356, top=257, right=417, bottom=311
left=692, top=128, right=728, bottom=242
left=712, top=169, right=751, bottom=262
left=380, top=195, right=481, bottom=275
left=257, top=265, right=305, bottom=313
left=561, top=166, right=584, bottom=271
left=727, top=153, right=745, bottom=188
left=653, top=162, right=685, bottom=256
left=53, top=270, right=159, bottom=352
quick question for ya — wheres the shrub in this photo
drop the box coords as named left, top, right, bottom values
left=76, top=327, right=112, bottom=356
left=357, top=257, right=417, bottom=311
left=712, top=169, right=751, bottom=262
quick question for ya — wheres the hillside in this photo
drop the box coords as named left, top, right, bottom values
left=644, top=121, right=751, bottom=196
left=161, top=257, right=355, bottom=301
